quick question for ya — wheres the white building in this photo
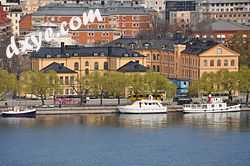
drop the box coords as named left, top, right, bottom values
left=198, top=0, right=250, bottom=26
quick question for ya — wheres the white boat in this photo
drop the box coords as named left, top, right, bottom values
left=118, top=100, right=167, bottom=114
left=183, top=97, right=240, bottom=113
left=1, top=106, right=36, bottom=117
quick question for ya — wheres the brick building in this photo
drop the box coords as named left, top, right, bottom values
left=31, top=3, right=154, bottom=45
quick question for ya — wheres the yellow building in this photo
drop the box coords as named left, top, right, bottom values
left=108, top=38, right=240, bottom=81
left=31, top=44, right=146, bottom=95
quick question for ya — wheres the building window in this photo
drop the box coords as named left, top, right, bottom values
left=157, top=66, right=160, bottom=72
left=231, top=60, right=235, bottom=66
left=224, top=60, right=229, bottom=66
left=60, top=76, right=64, bottom=84
left=204, top=60, right=208, bottom=66
left=217, top=59, right=221, bottom=66
left=65, top=76, right=69, bottom=85
left=85, top=61, right=89, bottom=67
left=74, top=62, right=79, bottom=70
left=104, top=62, right=109, bottom=70
left=65, top=89, right=69, bottom=95
left=153, top=65, right=156, bottom=71
left=217, top=48, right=222, bottom=55
left=94, top=62, right=99, bottom=70
left=210, top=60, right=214, bottom=67
left=85, top=68, right=89, bottom=75
left=70, top=76, right=74, bottom=84
left=153, top=54, right=156, bottom=60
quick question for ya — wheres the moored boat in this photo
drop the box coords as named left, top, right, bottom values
left=118, top=99, right=167, bottom=114
left=183, top=97, right=240, bottom=113
left=1, top=106, right=36, bottom=117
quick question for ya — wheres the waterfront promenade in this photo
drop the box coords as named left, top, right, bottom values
left=0, top=98, right=183, bottom=114
left=0, top=98, right=249, bottom=114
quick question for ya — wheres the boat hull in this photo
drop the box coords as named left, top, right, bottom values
left=118, top=107, right=167, bottom=114
left=183, top=105, right=241, bottom=113
left=1, top=109, right=36, bottom=118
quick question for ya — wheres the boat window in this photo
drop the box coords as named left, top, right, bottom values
left=211, top=104, right=214, bottom=108
left=148, top=103, right=152, bottom=105
left=219, top=104, right=222, bottom=107
left=202, top=105, right=207, bottom=109
left=145, top=103, right=148, bottom=105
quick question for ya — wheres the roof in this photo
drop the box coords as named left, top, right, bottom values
left=106, top=37, right=176, bottom=51
left=192, top=20, right=250, bottom=32
left=40, top=62, right=77, bottom=73
left=203, top=0, right=250, bottom=3
left=117, top=61, right=148, bottom=72
left=31, top=46, right=144, bottom=58
left=33, top=3, right=153, bottom=16
left=182, top=39, right=218, bottom=55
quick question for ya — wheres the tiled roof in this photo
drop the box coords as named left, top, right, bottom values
left=33, top=3, right=153, bottom=16
left=31, top=46, right=144, bottom=58
left=204, top=0, right=249, bottom=3
left=192, top=20, right=250, bottom=32
left=106, top=37, right=177, bottom=51
left=40, top=62, right=77, bottom=73
left=182, top=39, right=218, bottom=55
left=117, top=61, right=148, bottom=72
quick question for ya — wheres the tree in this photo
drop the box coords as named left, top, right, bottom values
left=0, top=69, right=16, bottom=100
left=71, top=75, right=90, bottom=105
left=88, top=72, right=108, bottom=105
left=144, top=72, right=176, bottom=98
left=239, top=66, right=250, bottom=105
left=128, top=73, right=147, bottom=100
left=20, top=71, right=59, bottom=105
left=105, top=72, right=128, bottom=105
left=190, top=70, right=240, bottom=101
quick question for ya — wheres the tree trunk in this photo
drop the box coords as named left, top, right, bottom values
left=41, top=96, right=45, bottom=105
left=229, top=91, right=233, bottom=103
left=100, top=90, right=103, bottom=105
left=80, top=92, right=84, bottom=105
left=118, top=96, right=120, bottom=105
left=246, top=90, right=249, bottom=106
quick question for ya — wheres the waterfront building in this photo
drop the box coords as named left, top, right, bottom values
left=31, top=3, right=154, bottom=45
left=191, top=20, right=250, bottom=42
left=30, top=44, right=146, bottom=95
left=198, top=0, right=250, bottom=26
left=107, top=37, right=239, bottom=93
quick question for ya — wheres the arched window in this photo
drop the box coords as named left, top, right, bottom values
left=85, top=61, right=89, bottom=67
left=85, top=68, right=89, bottom=75
left=74, top=62, right=79, bottom=70
left=94, top=62, right=99, bottom=70
left=104, top=62, right=109, bottom=70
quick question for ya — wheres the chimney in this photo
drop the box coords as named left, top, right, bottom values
left=61, top=42, right=65, bottom=54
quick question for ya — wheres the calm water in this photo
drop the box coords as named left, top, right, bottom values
left=0, top=112, right=250, bottom=166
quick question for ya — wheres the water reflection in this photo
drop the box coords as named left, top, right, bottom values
left=0, top=112, right=250, bottom=131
